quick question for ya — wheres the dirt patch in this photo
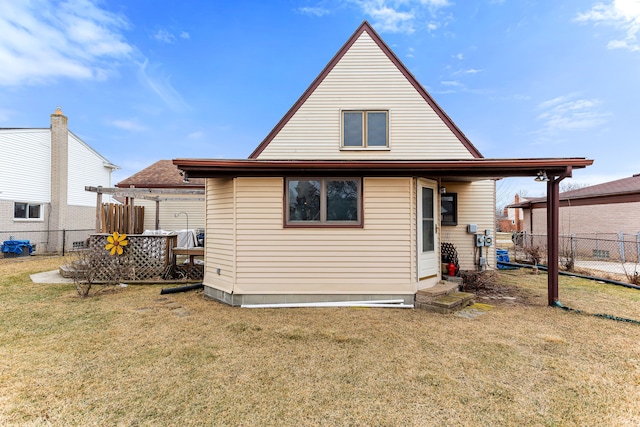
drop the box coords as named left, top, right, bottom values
left=460, top=270, right=542, bottom=306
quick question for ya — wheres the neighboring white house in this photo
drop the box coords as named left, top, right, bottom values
left=0, top=108, right=118, bottom=253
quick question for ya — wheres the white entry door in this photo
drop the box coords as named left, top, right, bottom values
left=418, top=179, right=439, bottom=285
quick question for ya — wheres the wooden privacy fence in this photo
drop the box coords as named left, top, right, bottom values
left=100, top=203, right=144, bottom=234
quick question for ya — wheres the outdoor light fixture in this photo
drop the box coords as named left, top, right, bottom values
left=534, top=170, right=549, bottom=182
left=180, top=170, right=190, bottom=183
left=440, top=186, right=446, bottom=194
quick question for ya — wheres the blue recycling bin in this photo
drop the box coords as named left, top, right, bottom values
left=496, top=249, right=517, bottom=269
left=2, top=240, right=34, bottom=257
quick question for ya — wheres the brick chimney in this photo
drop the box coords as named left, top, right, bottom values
left=50, top=107, right=68, bottom=251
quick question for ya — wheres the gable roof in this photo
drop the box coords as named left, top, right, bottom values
left=249, top=20, right=483, bottom=159
left=116, top=160, right=205, bottom=189
left=509, top=174, right=640, bottom=208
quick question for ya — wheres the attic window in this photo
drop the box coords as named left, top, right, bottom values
left=342, top=111, right=388, bottom=148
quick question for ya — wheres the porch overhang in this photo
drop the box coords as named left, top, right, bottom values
left=172, top=158, right=592, bottom=180
left=173, top=157, right=594, bottom=307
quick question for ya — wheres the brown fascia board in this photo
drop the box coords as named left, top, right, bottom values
left=248, top=21, right=483, bottom=159
left=174, top=158, right=592, bottom=179
left=517, top=191, right=640, bottom=209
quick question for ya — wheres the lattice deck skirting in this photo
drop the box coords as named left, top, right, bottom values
left=88, top=234, right=177, bottom=282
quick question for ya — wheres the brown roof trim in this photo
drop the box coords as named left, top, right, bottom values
left=174, top=158, right=592, bottom=179
left=248, top=21, right=483, bottom=159
left=514, top=192, right=640, bottom=209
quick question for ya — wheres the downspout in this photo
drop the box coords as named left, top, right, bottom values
left=546, top=166, right=572, bottom=306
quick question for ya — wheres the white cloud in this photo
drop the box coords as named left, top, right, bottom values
left=0, top=108, right=15, bottom=123
left=154, top=29, right=176, bottom=43
left=154, top=28, right=190, bottom=43
left=441, top=80, right=462, bottom=86
left=188, top=131, right=204, bottom=139
left=297, top=6, right=331, bottom=17
left=576, top=0, right=640, bottom=52
left=535, top=94, right=610, bottom=134
left=350, top=0, right=452, bottom=34
left=0, top=0, right=133, bottom=86
left=111, top=119, right=147, bottom=132
left=137, top=59, right=190, bottom=112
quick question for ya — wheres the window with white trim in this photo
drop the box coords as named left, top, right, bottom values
left=286, top=178, right=361, bottom=226
left=342, top=111, right=388, bottom=148
left=14, top=202, right=43, bottom=220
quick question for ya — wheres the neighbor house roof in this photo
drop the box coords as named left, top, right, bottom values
left=249, top=21, right=484, bottom=160
left=116, top=160, right=205, bottom=189
left=509, top=174, right=640, bottom=209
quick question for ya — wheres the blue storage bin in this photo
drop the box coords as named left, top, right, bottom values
left=2, top=240, right=33, bottom=257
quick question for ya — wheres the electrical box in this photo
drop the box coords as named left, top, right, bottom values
left=479, top=256, right=487, bottom=266
left=475, top=234, right=485, bottom=247
left=484, top=236, right=493, bottom=247
left=485, top=229, right=491, bottom=236
left=468, top=224, right=478, bottom=233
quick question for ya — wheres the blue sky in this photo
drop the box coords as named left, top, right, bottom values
left=1, top=0, right=639, bottom=204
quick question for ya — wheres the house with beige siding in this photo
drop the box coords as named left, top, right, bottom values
left=175, top=21, right=592, bottom=306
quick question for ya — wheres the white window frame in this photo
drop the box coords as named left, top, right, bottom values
left=14, top=202, right=44, bottom=221
left=341, top=110, right=389, bottom=149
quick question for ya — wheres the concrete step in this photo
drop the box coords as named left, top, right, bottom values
left=59, top=263, right=87, bottom=279
left=415, top=281, right=458, bottom=303
left=416, top=291, right=475, bottom=314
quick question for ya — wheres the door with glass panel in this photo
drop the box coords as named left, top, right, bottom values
left=417, top=179, right=439, bottom=285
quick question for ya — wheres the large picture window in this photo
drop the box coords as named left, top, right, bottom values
left=14, top=202, right=43, bottom=220
left=440, top=193, right=457, bottom=226
left=286, top=178, right=361, bottom=226
left=342, top=111, right=388, bottom=148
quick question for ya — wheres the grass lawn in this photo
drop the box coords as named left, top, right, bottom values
left=1, top=256, right=639, bottom=426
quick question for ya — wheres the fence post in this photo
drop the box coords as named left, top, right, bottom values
left=619, top=232, right=625, bottom=263
left=571, top=233, right=576, bottom=262
left=637, top=232, right=640, bottom=263
left=62, top=229, right=66, bottom=257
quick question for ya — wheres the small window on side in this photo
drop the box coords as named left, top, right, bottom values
left=441, top=193, right=457, bottom=226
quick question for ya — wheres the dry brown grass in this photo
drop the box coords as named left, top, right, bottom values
left=1, top=256, right=639, bottom=426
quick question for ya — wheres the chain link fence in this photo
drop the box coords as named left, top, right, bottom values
left=0, top=229, right=95, bottom=256
left=508, top=232, right=640, bottom=283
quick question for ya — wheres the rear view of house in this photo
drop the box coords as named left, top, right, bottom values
left=0, top=108, right=118, bottom=253
left=175, top=22, right=592, bottom=306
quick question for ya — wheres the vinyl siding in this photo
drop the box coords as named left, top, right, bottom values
left=132, top=197, right=205, bottom=232
left=0, top=129, right=51, bottom=203
left=229, top=177, right=414, bottom=295
left=68, top=133, right=112, bottom=207
left=440, top=180, right=496, bottom=270
left=257, top=32, right=474, bottom=161
left=203, top=178, right=235, bottom=293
